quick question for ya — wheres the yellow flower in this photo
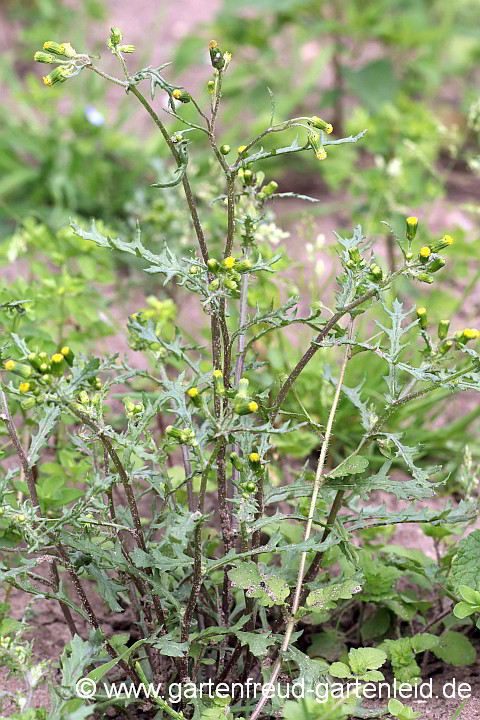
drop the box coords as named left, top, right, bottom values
left=19, top=382, right=30, bottom=394
left=212, top=369, right=223, bottom=378
left=237, top=145, right=247, bottom=154
left=249, top=452, right=260, bottom=463
left=463, top=328, right=480, bottom=340
left=208, top=40, right=218, bottom=50
left=248, top=401, right=258, bottom=413
left=172, top=89, right=182, bottom=99
left=443, top=235, right=453, bottom=246
left=187, top=387, right=198, bottom=398
left=315, top=149, right=327, bottom=160
left=419, top=246, right=431, bottom=262
left=4, top=360, right=16, bottom=371
left=223, top=256, right=235, bottom=269
left=52, top=353, right=64, bottom=364
left=61, top=346, right=70, bottom=356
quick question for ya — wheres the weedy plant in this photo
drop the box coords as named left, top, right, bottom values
left=0, top=29, right=479, bottom=720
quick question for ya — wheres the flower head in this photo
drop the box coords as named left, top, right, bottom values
left=19, top=382, right=30, bottom=394
left=248, top=401, right=258, bottom=413
left=187, top=387, right=198, bottom=398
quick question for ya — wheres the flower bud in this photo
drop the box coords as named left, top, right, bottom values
left=40, top=374, right=52, bottom=386
left=223, top=256, right=236, bottom=270
left=172, top=89, right=191, bottom=103
left=166, top=425, right=184, bottom=441
left=405, top=252, right=413, bottom=261
left=43, top=41, right=76, bottom=57
left=124, top=397, right=135, bottom=414
left=34, top=51, right=58, bottom=64
left=462, top=328, right=480, bottom=343
left=220, top=144, right=231, bottom=155
left=368, top=263, right=383, bottom=282
left=348, top=247, right=361, bottom=264
left=189, top=265, right=199, bottom=275
left=187, top=387, right=201, bottom=408
left=118, top=44, right=135, bottom=53
left=59, top=346, right=74, bottom=367
left=78, top=391, right=89, bottom=406
left=429, top=235, right=453, bottom=253
left=207, top=258, right=219, bottom=273
left=207, top=80, right=215, bottom=93
left=439, top=340, right=453, bottom=355
left=235, top=259, right=252, bottom=273
left=308, top=132, right=327, bottom=160
left=237, top=378, right=249, bottom=399
left=438, top=320, right=450, bottom=340
left=427, top=255, right=446, bottom=273
left=21, top=397, right=36, bottom=411
left=419, top=246, right=431, bottom=264
left=109, top=27, right=123, bottom=47
left=229, top=452, right=243, bottom=472
left=224, top=278, right=238, bottom=291
left=27, top=352, right=41, bottom=370
left=209, top=279, right=220, bottom=291
left=51, top=353, right=65, bottom=376
left=406, top=216, right=418, bottom=241
left=212, top=369, right=225, bottom=395
left=4, top=360, right=32, bottom=380
left=346, top=259, right=356, bottom=270
left=235, top=398, right=257, bottom=415
left=242, top=169, right=254, bottom=185
left=308, top=117, right=333, bottom=134
left=43, top=65, right=74, bottom=86
left=417, top=273, right=434, bottom=284
left=416, top=307, right=428, bottom=330
left=237, top=145, right=247, bottom=155
left=208, top=40, right=225, bottom=69
left=262, top=181, right=278, bottom=197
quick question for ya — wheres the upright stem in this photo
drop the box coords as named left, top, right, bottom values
left=250, top=320, right=353, bottom=720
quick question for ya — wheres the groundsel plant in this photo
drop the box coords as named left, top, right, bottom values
left=0, top=28, right=479, bottom=720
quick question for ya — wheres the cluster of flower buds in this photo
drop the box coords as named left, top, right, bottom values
left=256, top=180, right=278, bottom=202
left=368, top=262, right=384, bottom=283
left=34, top=41, right=83, bottom=86
left=234, top=378, right=258, bottom=416
left=165, top=425, right=197, bottom=447
left=345, top=246, right=366, bottom=271
left=3, top=345, right=78, bottom=410
left=106, top=27, right=135, bottom=54
left=124, top=397, right=144, bottom=420
left=206, top=255, right=252, bottom=297
left=229, top=451, right=263, bottom=498
left=411, top=225, right=453, bottom=283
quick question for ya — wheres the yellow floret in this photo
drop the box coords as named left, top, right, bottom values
left=419, top=247, right=431, bottom=259
left=249, top=452, right=260, bottom=463
left=443, top=235, right=453, bottom=246
left=223, top=256, right=235, bottom=269
left=51, top=353, right=64, bottom=363
left=407, top=216, right=418, bottom=226
left=212, top=369, right=223, bottom=378
left=188, top=387, right=198, bottom=398
left=248, top=401, right=258, bottom=412
left=4, top=360, right=16, bottom=371
left=19, top=382, right=30, bottom=394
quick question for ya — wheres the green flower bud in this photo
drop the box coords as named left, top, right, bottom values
left=118, top=44, right=135, bottom=53
left=209, top=279, right=220, bottom=291
left=78, top=391, right=89, bottom=406
left=189, top=265, right=199, bottom=275
left=60, top=345, right=75, bottom=367
left=220, top=144, right=231, bottom=155
left=172, top=89, right=191, bottom=103
left=124, top=397, right=135, bottom=413
left=235, top=259, right=253, bottom=273
left=235, top=399, right=258, bottom=416
left=308, top=116, right=333, bottom=134
left=213, top=369, right=225, bottom=395
left=237, top=378, right=249, bottom=399
left=40, top=374, right=52, bottom=386
left=406, top=216, right=418, bottom=241
left=21, top=397, right=36, bottom=411
left=439, top=340, right=453, bottom=355
left=417, top=273, right=434, bottom=284
left=405, top=252, right=413, bottom=261
left=438, top=320, right=450, bottom=340
left=243, top=169, right=253, bottom=185
left=39, top=362, right=50, bottom=374
left=28, top=352, right=41, bottom=370
left=165, top=425, right=184, bottom=441
left=348, top=247, right=361, bottom=264
left=109, top=27, right=123, bottom=47
left=426, top=255, right=446, bottom=273
left=257, top=191, right=266, bottom=201
left=262, top=181, right=278, bottom=196
left=208, top=40, right=225, bottom=69
left=34, top=51, right=58, bottom=64
left=207, top=80, right=215, bottom=93
left=346, top=259, right=356, bottom=270
left=3, top=360, right=32, bottom=380
left=43, top=41, right=77, bottom=57
left=416, top=307, right=428, bottom=330
left=224, top=278, right=238, bottom=291
left=134, top=403, right=144, bottom=414
left=244, top=481, right=257, bottom=493
left=308, top=132, right=327, bottom=160
left=368, top=263, right=383, bottom=282
left=429, top=235, right=453, bottom=253
left=43, top=65, right=74, bottom=87
left=419, top=246, right=431, bottom=264
left=51, top=353, right=65, bottom=376
left=207, top=258, right=219, bottom=273
left=229, top=452, right=243, bottom=472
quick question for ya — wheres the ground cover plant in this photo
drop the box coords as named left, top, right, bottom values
left=0, top=27, right=479, bottom=720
